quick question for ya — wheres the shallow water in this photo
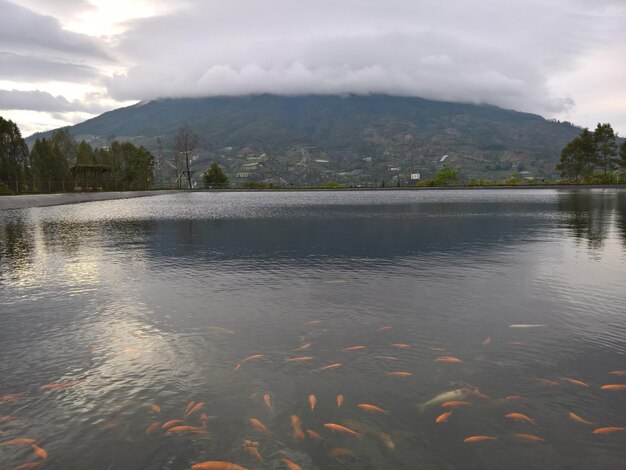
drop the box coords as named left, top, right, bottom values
left=1, top=189, right=625, bottom=470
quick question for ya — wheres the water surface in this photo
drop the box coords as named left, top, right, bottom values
left=1, top=189, right=625, bottom=469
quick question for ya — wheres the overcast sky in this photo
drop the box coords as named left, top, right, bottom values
left=1, top=0, right=624, bottom=136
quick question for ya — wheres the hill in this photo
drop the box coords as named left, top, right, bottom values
left=28, top=94, right=582, bottom=185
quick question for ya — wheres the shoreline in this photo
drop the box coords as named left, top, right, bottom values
left=0, top=190, right=178, bottom=211
left=1, top=184, right=625, bottom=210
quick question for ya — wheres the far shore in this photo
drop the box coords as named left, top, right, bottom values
left=1, top=184, right=625, bottom=211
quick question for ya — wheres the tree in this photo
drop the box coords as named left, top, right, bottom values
left=203, top=162, right=229, bottom=188
left=173, top=125, right=198, bottom=189
left=593, top=123, right=617, bottom=175
left=556, top=128, right=595, bottom=182
left=0, top=117, right=29, bottom=192
left=29, top=137, right=69, bottom=192
left=619, top=140, right=626, bottom=170
left=432, top=165, right=459, bottom=186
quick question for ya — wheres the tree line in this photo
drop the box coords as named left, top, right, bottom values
left=0, top=117, right=155, bottom=194
left=556, top=123, right=626, bottom=183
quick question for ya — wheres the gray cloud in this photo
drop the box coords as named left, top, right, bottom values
left=105, top=0, right=625, bottom=116
left=0, top=89, right=106, bottom=113
left=0, top=52, right=100, bottom=82
left=0, top=0, right=110, bottom=59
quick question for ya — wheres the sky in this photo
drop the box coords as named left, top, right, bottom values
left=0, top=0, right=624, bottom=136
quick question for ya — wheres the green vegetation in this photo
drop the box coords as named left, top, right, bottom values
left=417, top=165, right=459, bottom=187
left=202, top=162, right=229, bottom=188
left=556, top=123, right=623, bottom=183
left=0, top=116, right=155, bottom=194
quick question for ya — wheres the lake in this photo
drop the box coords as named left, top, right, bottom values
left=1, top=189, right=625, bottom=470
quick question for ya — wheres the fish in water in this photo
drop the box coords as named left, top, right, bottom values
left=290, top=415, right=305, bottom=440
left=0, top=438, right=37, bottom=446
left=0, top=416, right=18, bottom=423
left=184, top=401, right=196, bottom=415
left=509, top=324, right=547, bottom=328
left=146, top=421, right=162, bottom=436
left=592, top=427, right=625, bottom=434
left=282, top=458, right=304, bottom=470
left=147, top=403, right=160, bottom=413
left=341, top=419, right=394, bottom=450
left=31, top=445, right=48, bottom=459
left=387, top=372, right=412, bottom=377
left=308, top=394, right=316, bottom=411
left=315, top=363, right=342, bottom=372
left=600, top=384, right=626, bottom=391
left=337, top=394, right=344, bottom=409
left=513, top=433, right=545, bottom=442
left=568, top=412, right=593, bottom=425
left=0, top=392, right=28, bottom=403
left=323, top=423, right=361, bottom=438
left=357, top=404, right=388, bottom=414
left=562, top=378, right=590, bottom=388
left=167, top=426, right=211, bottom=436
left=435, top=412, right=452, bottom=423
left=464, top=436, right=497, bottom=443
left=244, top=444, right=263, bottom=462
left=391, top=343, right=411, bottom=349
left=505, top=395, right=525, bottom=401
left=505, top=413, right=534, bottom=424
left=375, top=356, right=398, bottom=361
left=305, top=320, right=322, bottom=326
left=416, top=388, right=477, bottom=413
left=286, top=356, right=314, bottom=362
left=532, top=378, right=560, bottom=387
left=441, top=401, right=470, bottom=409
left=249, top=418, right=271, bottom=434
left=377, top=326, right=393, bottom=331
left=14, top=463, right=42, bottom=470
left=263, top=393, right=272, bottom=411
left=608, top=370, right=626, bottom=376
left=162, top=419, right=185, bottom=430
left=434, top=356, right=463, bottom=363
left=306, top=429, right=323, bottom=441
left=329, top=448, right=353, bottom=458
left=342, top=346, right=366, bottom=352
left=185, top=402, right=205, bottom=419
left=294, top=343, right=312, bottom=352
left=191, top=461, right=248, bottom=470
left=481, top=337, right=492, bottom=345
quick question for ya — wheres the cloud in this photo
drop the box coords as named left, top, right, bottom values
left=0, top=0, right=110, bottom=59
left=0, top=52, right=100, bottom=82
left=102, top=0, right=625, bottom=116
left=0, top=89, right=108, bottom=113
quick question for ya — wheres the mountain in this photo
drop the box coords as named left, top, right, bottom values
left=29, top=94, right=582, bottom=185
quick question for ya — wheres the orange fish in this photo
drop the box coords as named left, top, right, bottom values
left=282, top=458, right=303, bottom=470
left=146, top=421, right=162, bottom=436
left=481, top=337, right=492, bottom=345
left=162, top=419, right=185, bottom=430
left=294, top=343, right=312, bottom=351
left=0, top=392, right=28, bottom=403
left=147, top=403, right=161, bottom=413
left=243, top=354, right=265, bottom=363
left=532, top=378, right=560, bottom=387
left=342, top=346, right=366, bottom=352
left=323, top=423, right=361, bottom=438
left=357, top=404, right=388, bottom=415
left=441, top=401, right=470, bottom=409
left=329, top=448, right=353, bottom=458
left=435, top=356, right=463, bottom=363
left=306, top=429, right=323, bottom=441
left=315, top=363, right=342, bottom=372
left=430, top=347, right=446, bottom=352
left=263, top=393, right=272, bottom=411
left=305, top=320, right=322, bottom=326
left=31, top=445, right=47, bottom=459
left=513, top=433, right=545, bottom=442
left=391, top=343, right=411, bottom=349
left=608, top=370, right=626, bottom=376
left=600, top=384, right=626, bottom=391
left=191, top=461, right=248, bottom=470
left=562, top=378, right=590, bottom=388
left=464, top=436, right=497, bottom=443
left=387, top=371, right=412, bottom=377
left=290, top=415, right=305, bottom=440
left=592, top=427, right=625, bottom=434
left=244, top=445, right=263, bottom=462
left=505, top=395, right=525, bottom=401
left=374, top=356, right=398, bottom=361
left=285, top=356, right=314, bottom=362
left=249, top=418, right=271, bottom=434
left=184, top=401, right=196, bottom=415
left=435, top=412, right=452, bottom=423
left=200, top=414, right=215, bottom=427
left=308, top=394, right=317, bottom=411
left=337, top=394, right=344, bottom=409
left=505, top=413, right=534, bottom=424
left=379, top=432, right=395, bottom=451
left=14, top=463, right=42, bottom=470
left=185, top=401, right=205, bottom=419
left=167, top=426, right=210, bottom=435
left=568, top=412, right=593, bottom=425
left=377, top=326, right=393, bottom=331
left=0, top=416, right=18, bottom=423
left=0, top=438, right=37, bottom=446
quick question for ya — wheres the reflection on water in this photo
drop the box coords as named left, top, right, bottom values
left=1, top=189, right=625, bottom=470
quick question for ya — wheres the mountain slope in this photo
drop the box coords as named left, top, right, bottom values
left=29, top=94, right=582, bottom=184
